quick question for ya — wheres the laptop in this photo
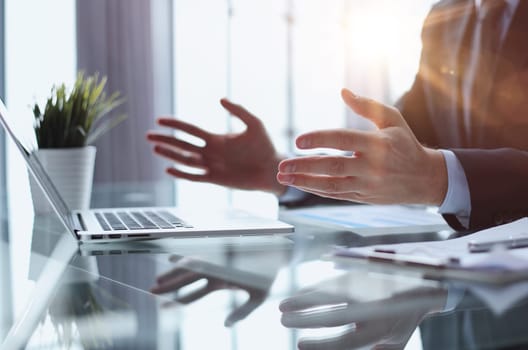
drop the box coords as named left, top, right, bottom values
left=0, top=99, right=294, bottom=243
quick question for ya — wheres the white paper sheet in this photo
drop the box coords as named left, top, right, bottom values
left=281, top=204, right=451, bottom=235
left=337, top=218, right=528, bottom=271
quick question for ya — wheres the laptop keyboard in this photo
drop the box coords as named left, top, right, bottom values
left=95, top=210, right=193, bottom=231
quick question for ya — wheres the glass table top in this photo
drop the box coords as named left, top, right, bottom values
left=2, top=181, right=528, bottom=350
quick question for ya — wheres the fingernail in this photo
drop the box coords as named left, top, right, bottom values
left=297, top=138, right=311, bottom=148
left=342, top=89, right=358, bottom=99
left=282, top=164, right=295, bottom=173
left=278, top=175, right=294, bottom=185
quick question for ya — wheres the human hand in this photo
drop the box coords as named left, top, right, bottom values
left=147, top=99, right=286, bottom=196
left=150, top=256, right=270, bottom=327
left=279, top=275, right=447, bottom=350
left=277, top=89, right=448, bottom=205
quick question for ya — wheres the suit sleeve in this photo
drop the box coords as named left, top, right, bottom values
left=395, top=69, right=438, bottom=147
left=445, top=148, right=528, bottom=231
left=395, top=6, right=439, bottom=148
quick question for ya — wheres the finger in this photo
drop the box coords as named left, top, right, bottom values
left=156, top=267, right=187, bottom=284
left=156, top=117, right=212, bottom=141
left=150, top=272, right=204, bottom=294
left=276, top=174, right=361, bottom=194
left=296, top=128, right=375, bottom=152
left=166, top=167, right=210, bottom=182
left=278, top=155, right=368, bottom=177
left=176, top=282, right=217, bottom=304
left=281, top=305, right=357, bottom=328
left=279, top=290, right=348, bottom=312
left=292, top=187, right=365, bottom=203
left=372, top=311, right=424, bottom=350
left=343, top=319, right=402, bottom=349
left=220, top=98, right=262, bottom=128
left=156, top=259, right=198, bottom=283
left=224, top=293, right=266, bottom=327
left=146, top=133, right=204, bottom=154
left=297, top=326, right=357, bottom=350
left=341, top=89, right=404, bottom=129
left=153, top=145, right=205, bottom=169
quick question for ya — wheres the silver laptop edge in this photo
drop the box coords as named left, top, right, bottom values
left=0, top=100, right=81, bottom=240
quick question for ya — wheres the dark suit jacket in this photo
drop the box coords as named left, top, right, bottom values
left=420, top=289, right=528, bottom=350
left=396, top=0, right=528, bottom=231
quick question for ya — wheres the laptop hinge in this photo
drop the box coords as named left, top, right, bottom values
left=72, top=213, right=86, bottom=238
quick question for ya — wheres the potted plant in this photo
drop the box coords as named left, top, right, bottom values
left=29, top=72, right=125, bottom=212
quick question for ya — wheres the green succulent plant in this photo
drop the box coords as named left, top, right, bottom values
left=33, top=72, right=126, bottom=148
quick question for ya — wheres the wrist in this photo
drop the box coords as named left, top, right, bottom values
left=264, top=154, right=288, bottom=197
left=424, top=148, right=448, bottom=206
left=270, top=182, right=288, bottom=197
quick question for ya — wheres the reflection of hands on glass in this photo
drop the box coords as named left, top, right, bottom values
left=146, top=98, right=286, bottom=196
left=277, top=89, right=448, bottom=206
left=280, top=278, right=447, bottom=350
left=150, top=256, right=270, bottom=327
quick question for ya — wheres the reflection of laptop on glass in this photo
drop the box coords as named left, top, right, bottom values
left=0, top=99, right=294, bottom=243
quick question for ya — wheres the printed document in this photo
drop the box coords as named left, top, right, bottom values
left=334, top=218, right=528, bottom=283
left=281, top=204, right=450, bottom=236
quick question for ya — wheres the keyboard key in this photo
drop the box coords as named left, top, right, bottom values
left=130, top=212, right=159, bottom=229
left=103, top=213, right=127, bottom=230
left=117, top=212, right=143, bottom=230
left=145, top=211, right=175, bottom=229
left=95, top=213, right=111, bottom=231
left=158, top=211, right=193, bottom=228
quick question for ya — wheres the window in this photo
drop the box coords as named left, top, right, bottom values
left=172, top=0, right=437, bottom=215
left=4, top=0, right=76, bottom=316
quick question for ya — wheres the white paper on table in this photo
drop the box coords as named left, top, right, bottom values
left=281, top=204, right=451, bottom=236
left=337, top=218, right=528, bottom=270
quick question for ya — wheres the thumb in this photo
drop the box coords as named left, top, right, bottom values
left=220, top=98, right=262, bottom=129
left=341, top=89, right=404, bottom=129
left=224, top=292, right=265, bottom=327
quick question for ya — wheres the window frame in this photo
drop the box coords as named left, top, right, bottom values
left=0, top=0, right=7, bottom=226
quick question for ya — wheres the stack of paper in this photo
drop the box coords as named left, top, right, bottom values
left=280, top=204, right=451, bottom=236
left=334, top=218, right=528, bottom=284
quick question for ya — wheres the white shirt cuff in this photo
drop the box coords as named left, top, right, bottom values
left=438, top=150, right=472, bottom=227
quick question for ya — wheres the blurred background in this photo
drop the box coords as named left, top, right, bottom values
left=1, top=0, right=438, bottom=225
left=1, top=1, right=438, bottom=347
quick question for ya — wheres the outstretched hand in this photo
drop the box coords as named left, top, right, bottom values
left=277, top=89, right=448, bottom=205
left=147, top=99, right=286, bottom=196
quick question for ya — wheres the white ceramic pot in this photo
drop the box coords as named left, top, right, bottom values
left=29, top=146, right=96, bottom=213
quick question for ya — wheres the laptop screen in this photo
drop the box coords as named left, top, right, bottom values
left=0, top=99, right=76, bottom=234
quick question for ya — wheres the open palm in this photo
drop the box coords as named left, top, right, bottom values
left=147, top=99, right=285, bottom=196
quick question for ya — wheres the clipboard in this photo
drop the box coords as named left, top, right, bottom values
left=330, top=249, right=528, bottom=285
left=329, top=218, right=528, bottom=285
